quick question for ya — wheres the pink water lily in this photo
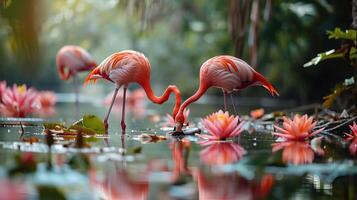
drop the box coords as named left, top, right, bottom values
left=345, top=122, right=357, bottom=155
left=0, top=81, right=6, bottom=102
left=0, top=84, right=39, bottom=117
left=201, top=110, right=244, bottom=140
left=37, top=91, right=57, bottom=108
left=163, top=109, right=190, bottom=127
left=36, top=91, right=57, bottom=117
left=273, top=114, right=323, bottom=141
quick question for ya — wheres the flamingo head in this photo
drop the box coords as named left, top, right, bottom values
left=174, top=113, right=185, bottom=132
left=253, top=71, right=279, bottom=96
left=78, top=61, right=97, bottom=72
left=83, top=67, right=113, bottom=86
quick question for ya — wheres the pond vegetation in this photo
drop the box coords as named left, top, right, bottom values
left=0, top=0, right=357, bottom=199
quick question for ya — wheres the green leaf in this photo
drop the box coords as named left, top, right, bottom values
left=82, top=115, right=105, bottom=134
left=304, top=47, right=357, bottom=67
left=304, top=49, right=343, bottom=67
left=327, top=28, right=357, bottom=41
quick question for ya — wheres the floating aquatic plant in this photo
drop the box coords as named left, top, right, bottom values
left=345, top=122, right=357, bottom=155
left=0, top=84, right=39, bottom=117
left=250, top=108, right=264, bottom=119
left=0, top=81, right=7, bottom=102
left=163, top=109, right=190, bottom=127
left=273, top=114, right=323, bottom=141
left=201, top=110, right=244, bottom=140
left=36, top=91, right=57, bottom=117
left=345, top=122, right=357, bottom=140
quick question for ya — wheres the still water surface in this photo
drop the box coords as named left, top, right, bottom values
left=0, top=101, right=356, bottom=200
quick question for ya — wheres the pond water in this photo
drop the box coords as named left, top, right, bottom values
left=0, top=100, right=356, bottom=200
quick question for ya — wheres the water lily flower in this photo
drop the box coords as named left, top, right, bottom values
left=272, top=141, right=315, bottom=165
left=250, top=108, right=264, bottom=119
left=0, top=80, right=7, bottom=102
left=345, top=122, right=357, bottom=155
left=345, top=122, right=357, bottom=140
left=200, top=141, right=246, bottom=165
left=36, top=91, right=57, bottom=117
left=201, top=110, right=244, bottom=140
left=163, top=109, right=190, bottom=127
left=37, top=91, right=56, bottom=108
left=0, top=84, right=39, bottom=117
left=273, top=114, right=323, bottom=141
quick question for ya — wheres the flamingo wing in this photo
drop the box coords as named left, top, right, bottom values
left=202, top=56, right=254, bottom=92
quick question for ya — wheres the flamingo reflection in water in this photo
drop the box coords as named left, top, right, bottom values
left=90, top=168, right=149, bottom=200
left=192, top=170, right=274, bottom=200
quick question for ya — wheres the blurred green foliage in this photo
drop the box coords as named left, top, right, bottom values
left=0, top=0, right=353, bottom=104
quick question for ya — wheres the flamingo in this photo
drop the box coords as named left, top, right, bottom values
left=56, top=45, right=97, bottom=114
left=84, top=50, right=181, bottom=132
left=175, top=55, right=279, bottom=131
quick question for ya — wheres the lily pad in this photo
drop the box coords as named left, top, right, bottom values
left=82, top=115, right=105, bottom=134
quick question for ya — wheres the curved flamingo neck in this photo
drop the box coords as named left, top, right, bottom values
left=176, top=82, right=208, bottom=124
left=141, top=81, right=181, bottom=118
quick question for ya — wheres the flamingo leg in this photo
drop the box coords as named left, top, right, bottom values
left=104, top=87, right=120, bottom=132
left=223, top=90, right=228, bottom=111
left=73, top=74, right=79, bottom=118
left=120, top=87, right=127, bottom=133
left=230, top=93, right=237, bottom=115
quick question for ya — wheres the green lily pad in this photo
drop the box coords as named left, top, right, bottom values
left=82, top=115, right=105, bottom=135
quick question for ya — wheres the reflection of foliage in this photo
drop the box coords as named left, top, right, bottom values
left=304, top=27, right=357, bottom=109
left=9, top=153, right=37, bottom=176
left=38, top=185, right=66, bottom=200
left=68, top=154, right=90, bottom=173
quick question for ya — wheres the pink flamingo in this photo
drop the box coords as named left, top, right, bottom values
left=56, top=45, right=97, bottom=113
left=84, top=50, right=181, bottom=132
left=175, top=55, right=279, bottom=131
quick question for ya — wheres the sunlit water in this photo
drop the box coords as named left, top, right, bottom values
left=0, top=101, right=356, bottom=200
